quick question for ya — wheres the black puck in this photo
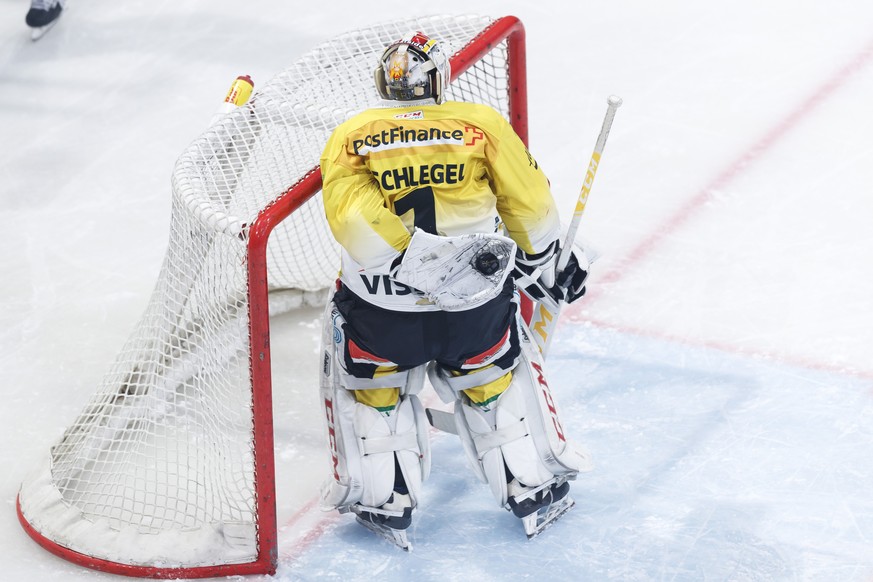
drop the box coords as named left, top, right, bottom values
left=474, top=251, right=500, bottom=275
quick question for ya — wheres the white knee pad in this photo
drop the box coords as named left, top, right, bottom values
left=319, top=299, right=430, bottom=512
left=429, top=324, right=592, bottom=506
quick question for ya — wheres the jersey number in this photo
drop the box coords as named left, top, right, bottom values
left=394, top=186, right=437, bottom=234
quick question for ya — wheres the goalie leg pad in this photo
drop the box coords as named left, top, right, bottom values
left=319, top=298, right=430, bottom=512
left=431, top=323, right=592, bottom=506
left=320, top=383, right=431, bottom=511
left=451, top=378, right=560, bottom=506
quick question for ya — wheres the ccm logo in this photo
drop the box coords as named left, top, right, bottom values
left=323, top=398, right=340, bottom=481
left=531, top=361, right=566, bottom=443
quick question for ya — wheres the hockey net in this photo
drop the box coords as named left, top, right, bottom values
left=17, top=14, right=528, bottom=578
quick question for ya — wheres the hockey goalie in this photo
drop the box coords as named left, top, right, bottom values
left=317, top=30, right=592, bottom=550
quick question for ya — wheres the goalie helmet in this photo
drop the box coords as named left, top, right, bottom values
left=374, top=31, right=451, bottom=104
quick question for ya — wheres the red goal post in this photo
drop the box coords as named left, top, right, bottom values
left=17, top=14, right=528, bottom=578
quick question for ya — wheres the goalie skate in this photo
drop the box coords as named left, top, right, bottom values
left=507, top=478, right=575, bottom=539
left=352, top=504, right=413, bottom=551
left=26, top=0, right=64, bottom=41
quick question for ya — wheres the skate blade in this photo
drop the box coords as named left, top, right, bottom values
left=521, top=495, right=575, bottom=539
left=355, top=515, right=412, bottom=551
left=30, top=21, right=58, bottom=41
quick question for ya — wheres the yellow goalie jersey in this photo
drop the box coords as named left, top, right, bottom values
left=320, top=100, right=560, bottom=311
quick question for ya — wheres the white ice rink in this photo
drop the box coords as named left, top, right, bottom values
left=2, top=1, right=872, bottom=580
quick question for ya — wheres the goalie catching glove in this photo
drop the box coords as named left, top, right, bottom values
left=392, top=230, right=517, bottom=312
left=515, top=240, right=588, bottom=304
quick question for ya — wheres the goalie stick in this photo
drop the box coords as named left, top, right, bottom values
left=527, top=94, right=623, bottom=356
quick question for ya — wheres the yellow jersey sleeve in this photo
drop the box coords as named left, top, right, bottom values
left=478, top=106, right=560, bottom=255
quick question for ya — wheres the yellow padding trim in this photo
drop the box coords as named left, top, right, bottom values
left=463, top=372, right=512, bottom=407
left=355, top=387, right=400, bottom=412
left=373, top=365, right=398, bottom=379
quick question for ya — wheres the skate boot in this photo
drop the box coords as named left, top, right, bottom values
left=506, top=476, right=575, bottom=538
left=352, top=490, right=414, bottom=551
left=25, top=0, right=65, bottom=40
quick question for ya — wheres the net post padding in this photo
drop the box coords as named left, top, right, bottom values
left=17, top=15, right=527, bottom=578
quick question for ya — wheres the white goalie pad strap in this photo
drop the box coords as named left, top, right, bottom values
left=472, top=418, right=528, bottom=456
left=341, top=363, right=427, bottom=393
left=394, top=229, right=517, bottom=312
left=360, top=431, right=419, bottom=455
left=341, top=363, right=426, bottom=392
left=427, top=360, right=516, bottom=402
left=338, top=369, right=409, bottom=390
left=401, top=364, right=427, bottom=397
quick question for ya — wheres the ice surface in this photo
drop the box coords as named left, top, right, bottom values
left=1, top=1, right=872, bottom=580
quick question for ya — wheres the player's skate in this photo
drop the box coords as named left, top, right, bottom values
left=507, top=476, right=575, bottom=539
left=351, top=491, right=414, bottom=551
left=26, top=0, right=65, bottom=41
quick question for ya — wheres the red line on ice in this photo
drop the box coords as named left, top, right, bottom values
left=582, top=315, right=873, bottom=382
left=585, top=37, right=873, bottom=293
left=566, top=36, right=873, bottom=377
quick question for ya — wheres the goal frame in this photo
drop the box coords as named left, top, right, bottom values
left=16, top=15, right=528, bottom=578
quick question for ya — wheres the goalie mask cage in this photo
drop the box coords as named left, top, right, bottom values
left=16, top=14, right=528, bottom=579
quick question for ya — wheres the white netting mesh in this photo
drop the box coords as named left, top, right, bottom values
left=18, top=14, right=515, bottom=571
